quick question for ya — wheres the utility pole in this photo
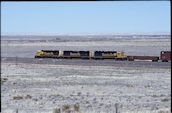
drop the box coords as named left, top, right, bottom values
left=16, top=56, right=18, bottom=65
left=115, top=103, right=118, bottom=113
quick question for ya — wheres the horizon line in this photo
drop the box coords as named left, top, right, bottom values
left=1, top=32, right=171, bottom=36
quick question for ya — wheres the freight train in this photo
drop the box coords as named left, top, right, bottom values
left=35, top=50, right=171, bottom=62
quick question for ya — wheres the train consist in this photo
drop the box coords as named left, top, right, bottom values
left=35, top=50, right=171, bottom=62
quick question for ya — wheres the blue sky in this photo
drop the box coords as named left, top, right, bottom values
left=1, top=1, right=171, bottom=34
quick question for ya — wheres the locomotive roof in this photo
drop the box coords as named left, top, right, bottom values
left=63, top=51, right=90, bottom=52
left=94, top=51, right=117, bottom=52
left=42, top=50, right=60, bottom=52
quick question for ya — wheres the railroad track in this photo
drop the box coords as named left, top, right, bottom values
left=1, top=57, right=171, bottom=69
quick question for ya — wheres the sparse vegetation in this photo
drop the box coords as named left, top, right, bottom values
left=3, top=78, right=8, bottom=81
left=13, top=96, right=23, bottom=100
left=62, top=104, right=71, bottom=112
left=25, top=95, right=32, bottom=99
left=161, top=98, right=169, bottom=102
left=74, top=103, right=80, bottom=112
left=33, top=98, right=38, bottom=101
left=1, top=78, right=8, bottom=84
left=77, top=92, right=81, bottom=96
left=144, top=85, right=151, bottom=88
left=52, top=106, right=171, bottom=113
left=13, top=82, right=17, bottom=85
left=49, top=94, right=61, bottom=98
left=56, top=94, right=61, bottom=96
left=13, top=95, right=32, bottom=100
left=85, top=101, right=90, bottom=104
left=53, top=108, right=60, bottom=113
left=2, top=43, right=171, bottom=113
left=157, top=110, right=170, bottom=113
left=126, top=84, right=134, bottom=88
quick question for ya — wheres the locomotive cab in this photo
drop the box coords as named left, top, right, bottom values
left=35, top=50, right=62, bottom=58
left=35, top=50, right=44, bottom=58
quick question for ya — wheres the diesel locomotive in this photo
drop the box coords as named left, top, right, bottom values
left=35, top=50, right=62, bottom=58
left=63, top=51, right=92, bottom=59
left=92, top=51, right=127, bottom=60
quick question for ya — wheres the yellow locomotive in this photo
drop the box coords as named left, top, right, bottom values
left=35, top=50, right=62, bottom=58
left=93, top=51, right=127, bottom=60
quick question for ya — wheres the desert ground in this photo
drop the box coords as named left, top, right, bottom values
left=1, top=34, right=171, bottom=113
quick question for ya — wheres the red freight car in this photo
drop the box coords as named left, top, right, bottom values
left=127, top=56, right=159, bottom=62
left=160, top=51, right=171, bottom=62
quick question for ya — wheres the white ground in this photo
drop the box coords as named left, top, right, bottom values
left=1, top=62, right=171, bottom=113
left=1, top=35, right=171, bottom=58
left=1, top=34, right=171, bottom=113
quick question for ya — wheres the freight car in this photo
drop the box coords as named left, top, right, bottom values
left=127, top=56, right=159, bottom=62
left=62, top=51, right=92, bottom=59
left=160, top=51, right=171, bottom=62
left=92, top=51, right=127, bottom=60
left=127, top=51, right=171, bottom=62
left=35, top=50, right=62, bottom=58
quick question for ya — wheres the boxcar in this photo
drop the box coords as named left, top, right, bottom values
left=160, top=51, right=171, bottom=62
left=127, top=56, right=159, bottom=62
